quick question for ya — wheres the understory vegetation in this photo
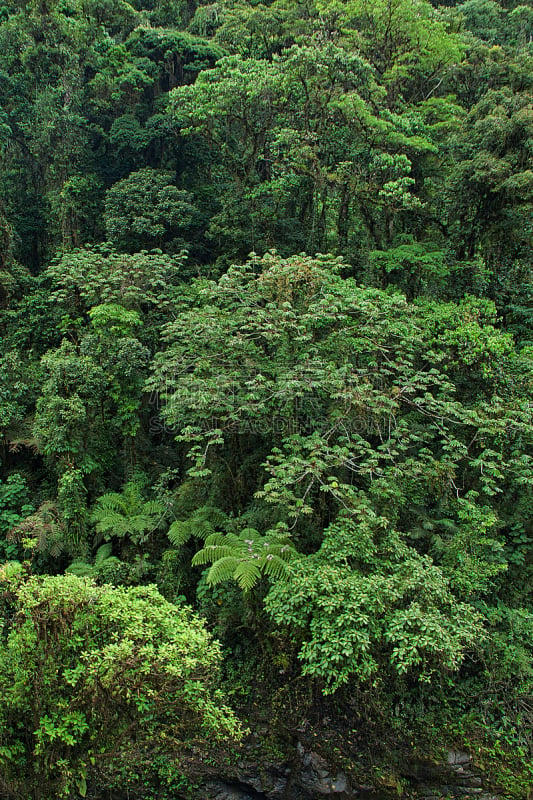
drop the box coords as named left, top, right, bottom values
left=1, top=0, right=533, bottom=796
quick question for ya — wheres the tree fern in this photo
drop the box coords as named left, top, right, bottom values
left=167, top=505, right=229, bottom=547
left=192, top=527, right=296, bottom=592
left=262, top=554, right=293, bottom=582
left=66, top=544, right=130, bottom=585
left=192, top=542, right=237, bottom=565
left=9, top=501, right=67, bottom=558
left=91, top=482, right=165, bottom=545
left=6, top=416, right=40, bottom=455
left=94, top=493, right=126, bottom=512
left=94, top=543, right=113, bottom=565
left=207, top=556, right=242, bottom=585
left=66, top=544, right=115, bottom=578
left=168, top=518, right=214, bottom=546
left=233, top=561, right=262, bottom=592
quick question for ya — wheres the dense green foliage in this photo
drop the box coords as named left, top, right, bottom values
left=0, top=567, right=239, bottom=799
left=1, top=0, right=533, bottom=796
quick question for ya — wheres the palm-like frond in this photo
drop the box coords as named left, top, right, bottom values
left=167, top=505, right=228, bottom=547
left=207, top=556, right=241, bottom=585
left=91, top=483, right=165, bottom=545
left=197, top=506, right=229, bottom=528
left=93, top=493, right=127, bottom=513
left=93, top=509, right=128, bottom=532
left=142, top=500, right=165, bottom=517
left=167, top=520, right=187, bottom=546
left=188, top=518, right=215, bottom=539
left=233, top=561, right=262, bottom=592
left=192, top=526, right=296, bottom=593
left=205, top=532, right=234, bottom=548
left=66, top=544, right=123, bottom=580
left=94, top=543, right=113, bottom=566
left=66, top=560, right=94, bottom=577
left=260, top=554, right=291, bottom=581
left=192, top=543, right=235, bottom=566
left=6, top=417, right=40, bottom=455
left=9, top=502, right=67, bottom=558
left=240, top=527, right=260, bottom=539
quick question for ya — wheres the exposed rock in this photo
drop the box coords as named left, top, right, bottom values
left=296, top=743, right=350, bottom=795
left=195, top=741, right=501, bottom=800
left=448, top=751, right=472, bottom=766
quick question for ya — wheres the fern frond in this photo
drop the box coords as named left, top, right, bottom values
left=267, top=543, right=295, bottom=561
left=261, top=554, right=290, bottom=581
left=168, top=520, right=189, bottom=546
left=94, top=543, right=113, bottom=565
left=203, top=532, right=232, bottom=547
left=6, top=416, right=39, bottom=454
left=189, top=522, right=296, bottom=593
left=239, top=527, right=261, bottom=540
left=167, top=503, right=230, bottom=549
left=192, top=544, right=236, bottom=566
left=46, top=534, right=65, bottom=558
left=188, top=519, right=215, bottom=539
left=66, top=560, right=94, bottom=577
left=122, top=482, right=142, bottom=503
left=233, top=561, right=262, bottom=592
left=92, top=493, right=125, bottom=513
left=207, top=556, right=240, bottom=585
left=93, top=510, right=126, bottom=531
left=130, top=516, right=155, bottom=533
left=197, top=506, right=228, bottom=529
left=142, top=500, right=165, bottom=517
left=168, top=518, right=215, bottom=546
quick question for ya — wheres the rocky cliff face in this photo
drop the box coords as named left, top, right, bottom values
left=198, top=744, right=501, bottom=800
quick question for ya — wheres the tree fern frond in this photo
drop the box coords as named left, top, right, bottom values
left=266, top=543, right=295, bottom=561
left=92, top=493, right=126, bottom=513
left=94, top=543, right=113, bottom=565
left=233, top=561, right=262, bottom=592
left=91, top=482, right=165, bottom=546
left=47, top=537, right=66, bottom=559
left=142, top=500, right=165, bottom=517
left=191, top=525, right=297, bottom=593
left=188, top=519, right=215, bottom=540
left=207, top=556, right=240, bottom=585
left=122, top=482, right=142, bottom=501
left=197, top=506, right=228, bottom=529
left=203, top=532, right=233, bottom=548
left=167, top=504, right=229, bottom=549
left=66, top=560, right=94, bottom=577
left=130, top=516, right=156, bottom=533
left=239, top=527, right=261, bottom=540
left=192, top=544, right=236, bottom=566
left=94, top=511, right=128, bottom=533
left=92, top=509, right=123, bottom=526
left=168, top=520, right=189, bottom=546
left=261, top=554, right=290, bottom=581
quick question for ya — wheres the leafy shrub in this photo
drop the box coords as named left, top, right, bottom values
left=0, top=570, right=240, bottom=799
